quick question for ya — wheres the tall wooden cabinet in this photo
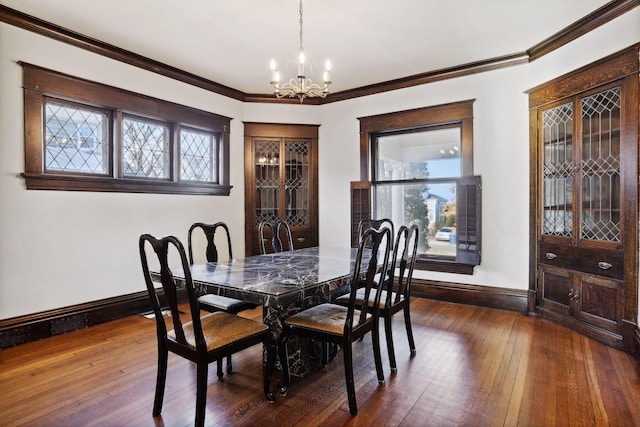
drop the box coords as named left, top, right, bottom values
left=528, top=45, right=639, bottom=353
left=244, top=123, right=319, bottom=256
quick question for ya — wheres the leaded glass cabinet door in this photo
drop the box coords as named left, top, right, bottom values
left=540, top=84, right=623, bottom=247
left=579, top=86, right=621, bottom=244
left=284, top=139, right=310, bottom=228
left=255, top=139, right=281, bottom=225
left=541, top=102, right=574, bottom=239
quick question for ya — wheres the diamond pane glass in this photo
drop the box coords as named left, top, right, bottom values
left=285, top=140, right=310, bottom=226
left=45, top=102, right=108, bottom=174
left=122, top=117, right=169, bottom=178
left=255, top=139, right=281, bottom=225
left=180, top=128, right=217, bottom=183
left=580, top=86, right=621, bottom=242
left=541, top=102, right=574, bottom=237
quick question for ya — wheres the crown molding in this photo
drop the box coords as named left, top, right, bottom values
left=527, top=0, right=640, bottom=61
left=1, top=1, right=637, bottom=104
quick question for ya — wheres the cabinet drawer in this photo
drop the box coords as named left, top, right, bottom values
left=538, top=242, right=623, bottom=280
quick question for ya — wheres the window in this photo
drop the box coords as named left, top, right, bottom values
left=21, top=63, right=231, bottom=195
left=358, top=100, right=481, bottom=273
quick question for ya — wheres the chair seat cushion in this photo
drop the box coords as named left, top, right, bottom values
left=169, top=312, right=267, bottom=352
left=284, top=303, right=370, bottom=335
left=335, top=289, right=404, bottom=310
left=198, top=294, right=252, bottom=311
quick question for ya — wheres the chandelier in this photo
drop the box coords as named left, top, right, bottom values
left=269, top=0, right=331, bottom=103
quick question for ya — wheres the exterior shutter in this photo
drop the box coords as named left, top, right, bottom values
left=350, top=181, right=371, bottom=247
left=456, top=176, right=481, bottom=265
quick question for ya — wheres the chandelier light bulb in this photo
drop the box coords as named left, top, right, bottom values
left=325, top=60, right=331, bottom=71
left=298, top=51, right=305, bottom=65
left=270, top=59, right=277, bottom=71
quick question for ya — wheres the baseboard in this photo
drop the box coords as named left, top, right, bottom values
left=1, top=280, right=526, bottom=349
left=411, top=278, right=529, bottom=313
left=0, top=289, right=184, bottom=349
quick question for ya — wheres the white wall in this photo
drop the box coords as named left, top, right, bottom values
left=0, top=23, right=251, bottom=319
left=317, top=65, right=531, bottom=289
left=1, top=9, right=638, bottom=320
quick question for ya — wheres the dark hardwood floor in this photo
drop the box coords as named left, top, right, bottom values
left=1, top=298, right=639, bottom=426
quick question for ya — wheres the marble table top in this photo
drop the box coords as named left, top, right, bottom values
left=182, top=246, right=365, bottom=308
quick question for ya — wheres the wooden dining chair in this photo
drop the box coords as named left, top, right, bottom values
left=357, top=218, right=394, bottom=247
left=188, top=222, right=258, bottom=378
left=139, top=234, right=277, bottom=427
left=278, top=227, right=392, bottom=416
left=336, top=224, right=419, bottom=372
left=258, top=220, right=294, bottom=254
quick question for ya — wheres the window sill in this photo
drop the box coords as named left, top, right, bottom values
left=21, top=173, right=232, bottom=196
left=415, top=259, right=476, bottom=275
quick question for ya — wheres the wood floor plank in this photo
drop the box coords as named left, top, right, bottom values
left=1, top=298, right=639, bottom=426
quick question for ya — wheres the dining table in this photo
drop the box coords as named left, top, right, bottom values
left=173, top=245, right=367, bottom=377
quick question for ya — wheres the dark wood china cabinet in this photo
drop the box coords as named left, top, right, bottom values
left=243, top=122, right=319, bottom=256
left=528, top=44, right=639, bottom=353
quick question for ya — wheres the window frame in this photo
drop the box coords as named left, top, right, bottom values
left=21, top=63, right=232, bottom=195
left=358, top=100, right=479, bottom=274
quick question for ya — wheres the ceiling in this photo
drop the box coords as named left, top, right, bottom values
left=1, top=0, right=612, bottom=95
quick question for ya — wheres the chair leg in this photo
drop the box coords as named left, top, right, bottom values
left=264, top=340, right=277, bottom=401
left=343, top=342, right=358, bottom=416
left=226, top=355, right=233, bottom=374
left=329, top=343, right=339, bottom=359
left=384, top=312, right=398, bottom=373
left=216, top=359, right=224, bottom=379
left=404, top=304, right=416, bottom=355
left=278, top=336, right=290, bottom=396
left=152, top=343, right=168, bottom=416
left=371, top=320, right=385, bottom=385
left=321, top=341, right=328, bottom=367
left=195, top=362, right=208, bottom=427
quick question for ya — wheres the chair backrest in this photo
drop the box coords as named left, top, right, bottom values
left=139, top=234, right=206, bottom=352
left=187, top=222, right=233, bottom=264
left=258, top=221, right=294, bottom=254
left=387, top=224, right=419, bottom=307
left=345, top=227, right=392, bottom=330
left=357, top=218, right=394, bottom=248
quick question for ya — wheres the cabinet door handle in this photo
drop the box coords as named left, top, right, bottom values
left=545, top=252, right=557, bottom=260
left=568, top=289, right=580, bottom=301
left=598, top=262, right=612, bottom=270
left=296, top=237, right=306, bottom=243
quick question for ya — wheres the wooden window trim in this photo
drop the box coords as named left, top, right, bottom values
left=21, top=62, right=232, bottom=195
left=357, top=100, right=479, bottom=274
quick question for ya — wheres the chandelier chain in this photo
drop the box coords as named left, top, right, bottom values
left=298, top=0, right=303, bottom=54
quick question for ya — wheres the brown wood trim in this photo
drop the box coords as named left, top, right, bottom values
left=0, top=5, right=245, bottom=101
left=415, top=259, right=476, bottom=275
left=3, top=3, right=636, bottom=105
left=243, top=122, right=321, bottom=138
left=324, top=54, right=528, bottom=104
left=21, top=173, right=233, bottom=195
left=411, top=279, right=528, bottom=313
left=527, top=0, right=640, bottom=61
left=528, top=108, right=539, bottom=303
left=526, top=43, right=640, bottom=108
left=0, top=290, right=183, bottom=348
left=243, top=93, right=323, bottom=105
